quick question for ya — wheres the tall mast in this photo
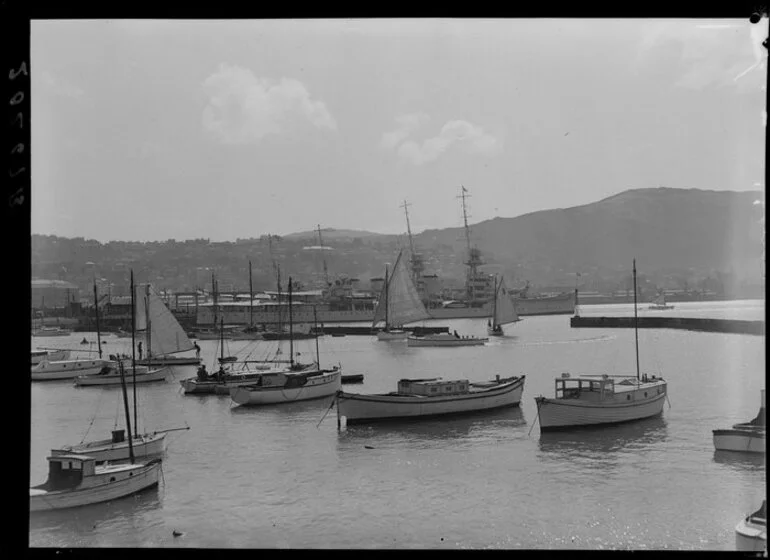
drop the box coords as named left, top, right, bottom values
left=457, top=185, right=481, bottom=302
left=288, top=276, right=294, bottom=367
left=220, top=317, right=224, bottom=364
left=384, top=265, right=389, bottom=330
left=633, top=259, right=640, bottom=381
left=124, top=271, right=136, bottom=462
left=93, top=280, right=102, bottom=359
left=313, top=305, right=320, bottom=367
left=268, top=235, right=282, bottom=332
left=211, top=272, right=218, bottom=326
left=145, top=283, right=152, bottom=359
left=492, top=275, right=498, bottom=328
left=249, top=260, right=254, bottom=328
left=317, top=225, right=330, bottom=288
left=401, top=200, right=416, bottom=256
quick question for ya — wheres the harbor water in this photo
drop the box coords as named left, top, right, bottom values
left=30, top=300, right=765, bottom=549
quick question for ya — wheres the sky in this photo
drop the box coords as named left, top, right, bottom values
left=31, top=18, right=767, bottom=242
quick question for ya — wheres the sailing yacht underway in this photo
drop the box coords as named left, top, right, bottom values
left=487, top=275, right=521, bottom=336
left=373, top=250, right=432, bottom=341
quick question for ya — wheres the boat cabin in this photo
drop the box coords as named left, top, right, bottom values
left=398, top=378, right=470, bottom=396
left=33, top=454, right=96, bottom=491
left=554, top=373, right=663, bottom=401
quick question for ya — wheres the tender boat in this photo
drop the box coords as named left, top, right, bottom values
left=74, top=364, right=168, bottom=386
left=31, top=358, right=114, bottom=381
left=30, top=349, right=71, bottom=365
left=341, top=373, right=364, bottom=384
left=29, top=454, right=161, bottom=512
left=713, top=389, right=765, bottom=454
left=736, top=500, right=767, bottom=552
left=230, top=366, right=342, bottom=406
left=407, top=332, right=488, bottom=347
left=372, top=250, right=431, bottom=342
left=487, top=275, right=520, bottom=336
left=50, top=429, right=167, bottom=463
left=336, top=374, right=525, bottom=425
left=534, top=260, right=668, bottom=431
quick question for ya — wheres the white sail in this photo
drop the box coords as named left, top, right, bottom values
left=493, top=277, right=519, bottom=327
left=134, top=283, right=194, bottom=357
left=372, top=251, right=431, bottom=328
left=653, top=293, right=666, bottom=306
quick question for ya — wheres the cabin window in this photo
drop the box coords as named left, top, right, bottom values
left=644, top=392, right=648, bottom=397
left=445, top=387, right=452, bottom=392
left=110, top=477, right=116, bottom=482
left=431, top=388, right=438, bottom=393
left=626, top=395, right=631, bottom=400
left=129, top=472, right=133, bottom=477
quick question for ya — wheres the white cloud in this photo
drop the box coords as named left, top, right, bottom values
left=384, top=117, right=499, bottom=165
left=201, top=64, right=337, bottom=144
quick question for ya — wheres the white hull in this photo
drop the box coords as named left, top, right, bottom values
left=736, top=518, right=767, bottom=552
left=230, top=369, right=341, bottom=406
left=535, top=388, right=666, bottom=431
left=31, top=350, right=71, bottom=365
left=376, top=330, right=408, bottom=341
left=407, top=334, right=487, bottom=347
left=713, top=429, right=766, bottom=453
left=338, top=376, right=525, bottom=424
left=74, top=367, right=168, bottom=386
left=31, top=359, right=113, bottom=381
left=649, top=305, right=675, bottom=310
left=50, top=433, right=167, bottom=462
left=30, top=461, right=161, bottom=512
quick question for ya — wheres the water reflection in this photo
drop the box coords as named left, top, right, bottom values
left=712, top=449, right=766, bottom=472
left=339, top=405, right=526, bottom=445
left=537, top=416, right=669, bottom=456
left=29, top=483, right=162, bottom=537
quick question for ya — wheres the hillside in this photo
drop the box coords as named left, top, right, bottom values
left=31, top=188, right=765, bottom=296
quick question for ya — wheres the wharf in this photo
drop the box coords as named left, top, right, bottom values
left=570, top=316, right=765, bottom=336
left=312, top=325, right=449, bottom=336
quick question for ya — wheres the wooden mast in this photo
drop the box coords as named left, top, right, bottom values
left=249, top=260, right=254, bottom=329
left=123, top=271, right=136, bottom=462
left=288, top=276, right=294, bottom=367
left=93, top=280, right=102, bottom=359
left=633, top=259, right=640, bottom=381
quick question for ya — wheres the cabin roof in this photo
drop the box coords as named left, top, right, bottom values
left=46, top=454, right=95, bottom=462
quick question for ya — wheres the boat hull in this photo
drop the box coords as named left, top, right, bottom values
left=535, top=390, right=666, bottom=431
left=31, top=359, right=113, bottom=381
left=29, top=461, right=161, bottom=512
left=338, top=376, right=525, bottom=425
left=74, top=367, right=168, bottom=386
left=713, top=428, right=766, bottom=453
left=136, top=356, right=200, bottom=366
left=736, top=517, right=767, bottom=552
left=50, top=433, right=167, bottom=463
left=376, top=330, right=408, bottom=341
left=407, top=335, right=487, bottom=347
left=230, top=369, right=341, bottom=406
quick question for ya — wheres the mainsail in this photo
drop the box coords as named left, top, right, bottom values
left=492, top=276, right=519, bottom=327
left=372, top=251, right=431, bottom=328
left=134, top=283, right=195, bottom=357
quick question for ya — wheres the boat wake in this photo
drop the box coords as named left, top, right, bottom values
left=521, top=334, right=616, bottom=346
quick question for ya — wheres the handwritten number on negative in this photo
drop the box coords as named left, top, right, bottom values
left=9, top=62, right=28, bottom=80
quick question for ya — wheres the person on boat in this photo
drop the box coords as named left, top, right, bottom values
left=197, top=364, right=208, bottom=381
left=193, top=342, right=201, bottom=359
left=454, top=330, right=460, bottom=339
left=137, top=341, right=143, bottom=360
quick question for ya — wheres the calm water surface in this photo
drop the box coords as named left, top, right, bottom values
left=30, top=300, right=766, bottom=549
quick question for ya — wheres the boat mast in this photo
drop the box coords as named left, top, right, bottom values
left=145, top=283, right=152, bottom=359
left=288, top=277, right=294, bottom=366
left=492, top=275, right=498, bottom=329
left=458, top=185, right=481, bottom=303
left=124, top=270, right=136, bottom=462
left=211, top=272, right=217, bottom=327
left=220, top=317, right=224, bottom=364
left=268, top=235, right=283, bottom=332
left=384, top=265, right=389, bottom=330
left=93, top=280, right=102, bottom=359
left=633, top=259, right=640, bottom=381
left=249, top=260, right=254, bottom=328
left=313, top=305, right=320, bottom=367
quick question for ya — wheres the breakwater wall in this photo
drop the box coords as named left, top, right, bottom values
left=570, top=316, right=765, bottom=336
left=312, top=325, right=449, bottom=336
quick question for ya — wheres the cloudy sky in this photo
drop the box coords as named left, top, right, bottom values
left=32, top=19, right=766, bottom=242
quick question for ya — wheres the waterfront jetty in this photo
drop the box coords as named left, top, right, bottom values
left=312, top=325, right=449, bottom=336
left=570, top=316, right=765, bottom=336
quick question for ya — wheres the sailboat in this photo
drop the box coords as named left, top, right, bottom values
left=649, top=292, right=674, bottom=310
left=534, top=260, right=668, bottom=431
left=736, top=500, right=767, bottom=552
left=52, top=272, right=179, bottom=461
left=134, top=283, right=200, bottom=366
left=230, top=277, right=342, bottom=406
left=373, top=251, right=431, bottom=341
left=31, top=271, right=163, bottom=511
left=713, top=389, right=766, bottom=454
left=487, top=275, right=520, bottom=336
